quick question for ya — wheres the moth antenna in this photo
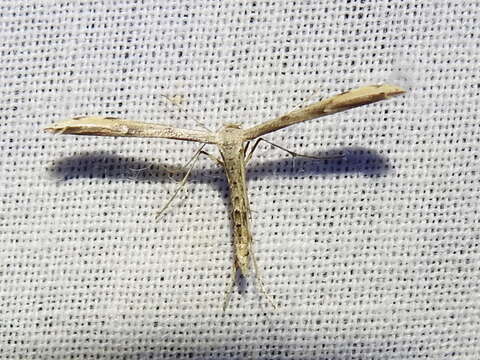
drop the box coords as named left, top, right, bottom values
left=160, top=94, right=213, bottom=132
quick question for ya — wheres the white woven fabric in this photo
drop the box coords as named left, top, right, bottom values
left=1, top=1, right=479, bottom=359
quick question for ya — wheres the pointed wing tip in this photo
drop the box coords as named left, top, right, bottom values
left=43, top=118, right=81, bottom=134
left=43, top=121, right=70, bottom=134
left=371, top=84, right=406, bottom=98
left=43, top=116, right=120, bottom=135
left=43, top=126, right=56, bottom=133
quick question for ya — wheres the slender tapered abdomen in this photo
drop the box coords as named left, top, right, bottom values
left=219, top=142, right=252, bottom=276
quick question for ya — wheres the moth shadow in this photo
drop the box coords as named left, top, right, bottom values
left=47, top=147, right=391, bottom=220
left=206, top=145, right=391, bottom=202
left=46, top=152, right=213, bottom=184
left=47, top=146, right=390, bottom=185
left=247, top=145, right=391, bottom=180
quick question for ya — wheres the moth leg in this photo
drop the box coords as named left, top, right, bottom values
left=251, top=248, right=278, bottom=311
left=222, top=263, right=237, bottom=312
left=155, top=144, right=205, bottom=219
left=163, top=147, right=219, bottom=182
left=244, top=138, right=263, bottom=164
left=243, top=140, right=253, bottom=158
left=157, top=162, right=195, bottom=183
left=247, top=137, right=345, bottom=162
left=200, top=150, right=224, bottom=167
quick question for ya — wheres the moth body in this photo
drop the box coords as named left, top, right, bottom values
left=218, top=124, right=252, bottom=276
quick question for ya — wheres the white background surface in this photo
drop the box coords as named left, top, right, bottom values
left=1, top=1, right=479, bottom=359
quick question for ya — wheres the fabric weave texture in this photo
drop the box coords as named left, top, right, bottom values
left=1, top=1, right=479, bottom=359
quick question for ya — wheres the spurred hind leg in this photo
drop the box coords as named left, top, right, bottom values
left=222, top=263, right=237, bottom=311
left=251, top=248, right=278, bottom=310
